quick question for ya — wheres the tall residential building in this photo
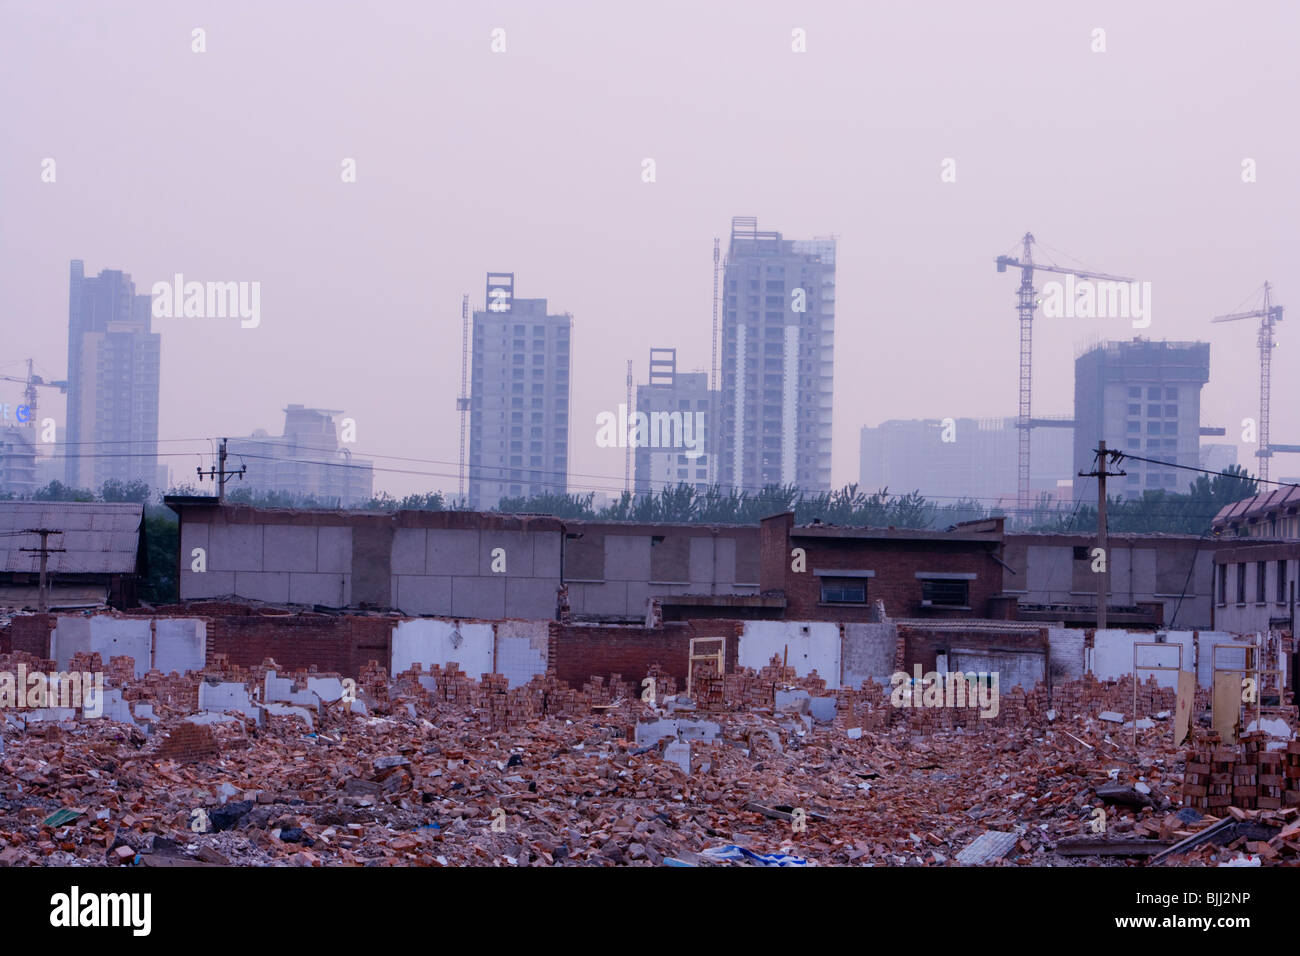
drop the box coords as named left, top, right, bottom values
left=1073, top=339, right=1210, bottom=500
left=468, top=273, right=572, bottom=510
left=719, top=218, right=834, bottom=493
left=226, top=405, right=373, bottom=505
left=633, top=348, right=714, bottom=495
left=64, top=261, right=161, bottom=491
left=858, top=417, right=1074, bottom=503
left=0, top=426, right=38, bottom=496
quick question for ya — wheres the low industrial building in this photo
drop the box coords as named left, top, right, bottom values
left=0, top=500, right=145, bottom=611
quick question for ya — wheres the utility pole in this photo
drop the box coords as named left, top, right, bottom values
left=1078, top=440, right=1126, bottom=630
left=20, top=529, right=66, bottom=613
left=197, top=437, right=246, bottom=501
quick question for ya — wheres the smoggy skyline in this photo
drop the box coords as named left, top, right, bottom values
left=3, top=0, right=1298, bottom=499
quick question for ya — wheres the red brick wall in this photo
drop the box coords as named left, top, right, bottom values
left=776, top=536, right=1004, bottom=621
left=205, top=614, right=393, bottom=678
left=3, top=614, right=54, bottom=657
left=549, top=619, right=744, bottom=688
left=759, top=513, right=794, bottom=591
left=898, top=624, right=1048, bottom=673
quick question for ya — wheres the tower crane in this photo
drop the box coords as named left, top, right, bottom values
left=996, top=233, right=1133, bottom=519
left=0, top=358, right=68, bottom=421
left=456, top=294, right=470, bottom=502
left=1211, top=282, right=1287, bottom=482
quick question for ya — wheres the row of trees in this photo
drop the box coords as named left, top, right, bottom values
left=494, top=483, right=989, bottom=528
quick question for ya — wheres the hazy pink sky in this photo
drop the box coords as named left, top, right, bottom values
left=3, top=0, right=1298, bottom=497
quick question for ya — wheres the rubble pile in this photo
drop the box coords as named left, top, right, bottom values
left=0, top=657, right=1296, bottom=867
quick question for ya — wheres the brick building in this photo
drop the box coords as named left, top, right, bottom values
left=757, top=513, right=1008, bottom=621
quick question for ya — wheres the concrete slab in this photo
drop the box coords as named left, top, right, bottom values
left=634, top=718, right=720, bottom=747
left=809, top=697, right=837, bottom=723
left=265, top=671, right=319, bottom=710
left=21, top=708, right=77, bottom=722
left=288, top=572, right=349, bottom=607
left=155, top=618, right=206, bottom=676
left=306, top=676, right=345, bottom=703
left=263, top=525, right=320, bottom=573
left=955, top=830, right=1018, bottom=865
left=185, top=712, right=241, bottom=726
left=391, top=619, right=494, bottom=677
left=317, top=526, right=353, bottom=574
left=775, top=689, right=811, bottom=713
left=663, top=740, right=691, bottom=775
left=198, top=680, right=255, bottom=717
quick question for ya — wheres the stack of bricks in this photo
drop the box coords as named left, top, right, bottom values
left=757, top=656, right=798, bottom=684
left=1182, top=733, right=1236, bottom=811
left=359, top=659, right=392, bottom=706
left=122, top=669, right=200, bottom=715
left=644, top=664, right=677, bottom=700
left=69, top=651, right=104, bottom=675
left=1253, top=741, right=1285, bottom=809
left=846, top=679, right=891, bottom=732
left=390, top=662, right=426, bottom=700
left=722, top=668, right=776, bottom=710
left=717, top=655, right=800, bottom=713
left=1180, top=735, right=1215, bottom=811
left=1234, top=731, right=1264, bottom=809
left=1286, top=740, right=1300, bottom=807
left=1207, top=738, right=1237, bottom=811
left=105, top=655, right=135, bottom=687
left=432, top=663, right=474, bottom=706
left=523, top=674, right=584, bottom=718
left=477, top=673, right=510, bottom=731
left=689, top=660, right=724, bottom=711
left=504, top=684, right=538, bottom=727
left=579, top=674, right=630, bottom=706
left=582, top=675, right=611, bottom=706
left=1039, top=673, right=1175, bottom=722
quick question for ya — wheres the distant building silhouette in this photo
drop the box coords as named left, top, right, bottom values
left=227, top=405, right=373, bottom=505
left=719, top=218, right=835, bottom=493
left=0, top=426, right=38, bottom=496
left=1074, top=339, right=1211, bottom=500
left=64, top=260, right=161, bottom=491
left=858, top=417, right=1073, bottom=504
left=468, top=274, right=572, bottom=510
left=633, top=348, right=715, bottom=495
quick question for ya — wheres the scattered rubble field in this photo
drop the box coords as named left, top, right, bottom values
left=2, top=652, right=1297, bottom=867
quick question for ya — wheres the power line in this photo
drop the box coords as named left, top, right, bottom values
left=1118, top=452, right=1294, bottom=487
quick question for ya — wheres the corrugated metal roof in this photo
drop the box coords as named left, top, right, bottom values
left=0, top=502, right=142, bottom=574
left=1214, top=485, right=1300, bottom=526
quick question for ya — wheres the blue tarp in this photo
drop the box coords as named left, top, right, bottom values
left=700, top=844, right=808, bottom=867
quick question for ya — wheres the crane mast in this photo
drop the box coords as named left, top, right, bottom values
left=457, top=293, right=470, bottom=502
left=1212, top=282, right=1286, bottom=482
left=996, top=233, right=1133, bottom=522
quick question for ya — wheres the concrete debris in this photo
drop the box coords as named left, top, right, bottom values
left=955, top=830, right=1018, bottom=865
left=0, top=648, right=1296, bottom=866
